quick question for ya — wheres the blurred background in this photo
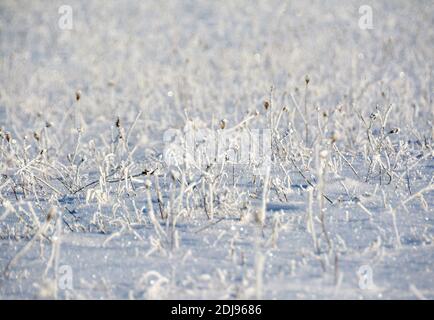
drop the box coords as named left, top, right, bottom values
left=0, top=0, right=433, bottom=150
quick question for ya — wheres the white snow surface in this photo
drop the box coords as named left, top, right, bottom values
left=0, top=0, right=433, bottom=299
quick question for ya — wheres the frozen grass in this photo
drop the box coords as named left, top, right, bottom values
left=0, top=0, right=433, bottom=299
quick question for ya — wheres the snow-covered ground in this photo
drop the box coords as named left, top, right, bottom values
left=0, top=0, right=433, bottom=299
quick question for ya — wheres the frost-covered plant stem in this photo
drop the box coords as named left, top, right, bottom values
left=307, top=187, right=319, bottom=254
left=145, top=180, right=167, bottom=243
left=257, top=165, right=270, bottom=226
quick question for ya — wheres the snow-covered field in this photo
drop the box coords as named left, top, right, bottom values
left=0, top=0, right=433, bottom=299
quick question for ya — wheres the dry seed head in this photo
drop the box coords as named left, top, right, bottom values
left=388, top=128, right=400, bottom=134
left=305, top=75, right=310, bottom=85
left=46, top=207, right=56, bottom=222
left=219, top=119, right=227, bottom=129
left=263, top=100, right=270, bottom=110
left=331, top=130, right=341, bottom=143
